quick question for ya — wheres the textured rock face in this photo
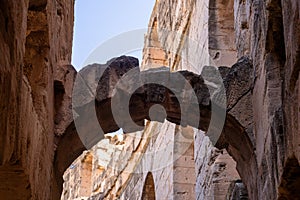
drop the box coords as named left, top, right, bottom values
left=0, top=0, right=74, bottom=199
left=1, top=0, right=299, bottom=199
left=143, top=0, right=300, bottom=199
left=138, top=0, right=300, bottom=199
left=61, top=0, right=299, bottom=199
left=57, top=55, right=254, bottom=190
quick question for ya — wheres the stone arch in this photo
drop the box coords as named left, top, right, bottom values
left=142, top=172, right=156, bottom=200
left=207, top=0, right=256, bottom=197
left=55, top=55, right=257, bottom=198
left=278, top=156, right=300, bottom=199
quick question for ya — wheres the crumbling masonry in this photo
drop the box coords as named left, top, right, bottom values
left=0, top=0, right=299, bottom=199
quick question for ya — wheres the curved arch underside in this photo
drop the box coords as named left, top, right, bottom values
left=55, top=56, right=256, bottom=195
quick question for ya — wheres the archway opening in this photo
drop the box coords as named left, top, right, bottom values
left=60, top=1, right=156, bottom=199
left=58, top=0, right=256, bottom=199
left=142, top=172, right=156, bottom=200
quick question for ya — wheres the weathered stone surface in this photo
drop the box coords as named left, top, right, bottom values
left=56, top=55, right=254, bottom=185
left=65, top=0, right=300, bottom=199
left=228, top=180, right=248, bottom=200
left=54, top=64, right=77, bottom=137
left=1, top=0, right=300, bottom=199
left=0, top=0, right=75, bottom=199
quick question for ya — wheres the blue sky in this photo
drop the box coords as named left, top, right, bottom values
left=72, top=0, right=156, bottom=70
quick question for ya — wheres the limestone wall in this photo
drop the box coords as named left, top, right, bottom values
left=142, top=0, right=300, bottom=199
left=140, top=1, right=243, bottom=199
left=0, top=0, right=75, bottom=199
left=63, top=0, right=300, bottom=199
left=2, top=0, right=298, bottom=199
left=61, top=1, right=243, bottom=200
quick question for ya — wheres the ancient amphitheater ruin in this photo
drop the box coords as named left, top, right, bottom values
left=0, top=0, right=299, bottom=199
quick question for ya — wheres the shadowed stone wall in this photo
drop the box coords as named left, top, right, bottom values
left=1, top=0, right=299, bottom=199
left=61, top=0, right=300, bottom=199
left=0, top=0, right=75, bottom=199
